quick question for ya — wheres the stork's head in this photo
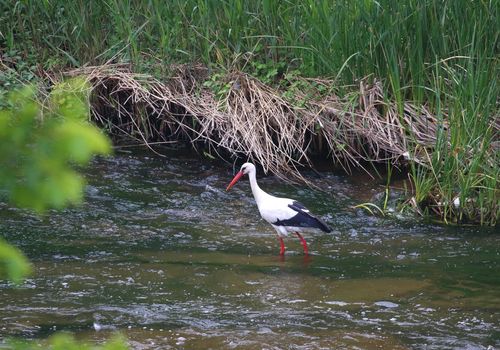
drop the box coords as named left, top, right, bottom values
left=226, top=162, right=255, bottom=191
left=239, top=162, right=255, bottom=175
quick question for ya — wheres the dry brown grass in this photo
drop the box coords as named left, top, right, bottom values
left=65, top=64, right=446, bottom=181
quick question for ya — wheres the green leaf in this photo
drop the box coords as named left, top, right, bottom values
left=52, top=121, right=112, bottom=164
left=0, top=239, right=31, bottom=284
left=7, top=333, right=129, bottom=350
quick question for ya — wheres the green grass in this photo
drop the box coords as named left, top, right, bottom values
left=0, top=0, right=498, bottom=224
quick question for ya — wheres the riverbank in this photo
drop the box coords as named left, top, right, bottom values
left=0, top=1, right=498, bottom=225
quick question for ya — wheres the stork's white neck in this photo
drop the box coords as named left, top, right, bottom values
left=247, top=169, right=270, bottom=205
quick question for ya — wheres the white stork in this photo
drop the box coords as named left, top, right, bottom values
left=226, top=162, right=331, bottom=256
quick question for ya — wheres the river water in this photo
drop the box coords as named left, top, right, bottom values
left=0, top=150, right=498, bottom=349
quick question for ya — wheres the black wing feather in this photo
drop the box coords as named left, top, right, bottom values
left=273, top=201, right=332, bottom=233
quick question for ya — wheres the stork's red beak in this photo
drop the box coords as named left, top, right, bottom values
left=226, top=171, right=244, bottom=191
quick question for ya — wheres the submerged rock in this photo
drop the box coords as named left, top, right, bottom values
left=374, top=301, right=399, bottom=308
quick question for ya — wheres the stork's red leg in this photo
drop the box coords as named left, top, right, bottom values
left=278, top=236, right=285, bottom=256
left=295, top=232, right=309, bottom=255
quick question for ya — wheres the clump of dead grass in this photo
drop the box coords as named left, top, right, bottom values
left=65, top=64, right=448, bottom=183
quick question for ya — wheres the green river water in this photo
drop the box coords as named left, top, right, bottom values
left=0, top=150, right=499, bottom=349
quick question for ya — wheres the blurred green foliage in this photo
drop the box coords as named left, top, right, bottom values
left=8, top=333, right=128, bottom=350
left=0, top=78, right=111, bottom=212
left=0, top=80, right=124, bottom=348
left=0, top=78, right=111, bottom=280
left=0, top=238, right=30, bottom=284
left=0, top=78, right=111, bottom=282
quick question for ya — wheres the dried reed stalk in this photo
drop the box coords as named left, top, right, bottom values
left=65, top=64, right=452, bottom=181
